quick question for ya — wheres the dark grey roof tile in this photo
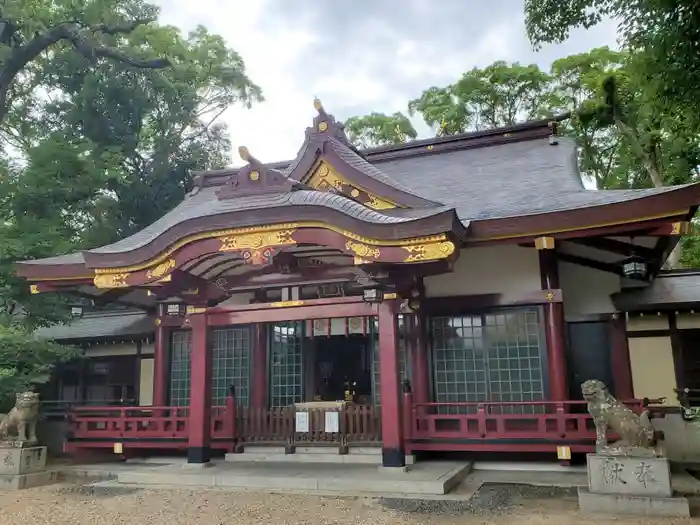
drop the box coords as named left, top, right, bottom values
left=35, top=310, right=153, bottom=341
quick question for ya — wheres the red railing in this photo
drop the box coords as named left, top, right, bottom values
left=402, top=391, right=660, bottom=453
left=232, top=405, right=381, bottom=448
left=68, top=405, right=190, bottom=441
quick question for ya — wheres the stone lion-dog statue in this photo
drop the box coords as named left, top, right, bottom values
left=581, top=379, right=657, bottom=456
left=0, top=392, right=40, bottom=443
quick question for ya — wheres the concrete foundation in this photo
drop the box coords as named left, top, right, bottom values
left=578, top=488, right=690, bottom=518
left=579, top=454, right=690, bottom=517
left=225, top=445, right=415, bottom=466
left=113, top=460, right=471, bottom=496
left=0, top=445, right=59, bottom=490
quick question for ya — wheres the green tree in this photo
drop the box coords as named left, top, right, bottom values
left=344, top=112, right=417, bottom=148
left=0, top=0, right=262, bottom=327
left=0, top=319, right=81, bottom=411
left=408, top=61, right=554, bottom=135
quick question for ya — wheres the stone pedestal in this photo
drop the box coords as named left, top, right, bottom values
left=0, top=444, right=59, bottom=490
left=578, top=454, right=689, bottom=517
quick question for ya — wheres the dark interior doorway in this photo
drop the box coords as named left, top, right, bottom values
left=567, top=321, right=615, bottom=405
left=312, top=335, right=372, bottom=403
left=676, top=329, right=700, bottom=392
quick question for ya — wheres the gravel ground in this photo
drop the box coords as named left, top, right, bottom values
left=0, top=482, right=699, bottom=525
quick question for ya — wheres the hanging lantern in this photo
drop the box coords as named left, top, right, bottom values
left=621, top=254, right=648, bottom=280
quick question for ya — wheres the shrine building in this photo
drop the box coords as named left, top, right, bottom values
left=17, top=100, right=700, bottom=467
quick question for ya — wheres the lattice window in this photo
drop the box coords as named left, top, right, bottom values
left=269, top=321, right=304, bottom=407
left=371, top=314, right=410, bottom=406
left=211, top=327, right=251, bottom=407
left=431, top=308, right=545, bottom=414
left=169, top=330, right=192, bottom=407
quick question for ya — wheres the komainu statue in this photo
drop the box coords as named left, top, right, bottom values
left=581, top=379, right=657, bottom=456
left=0, top=392, right=40, bottom=444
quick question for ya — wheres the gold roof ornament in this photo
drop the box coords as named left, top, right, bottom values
left=313, top=97, right=324, bottom=113
left=238, top=145, right=252, bottom=163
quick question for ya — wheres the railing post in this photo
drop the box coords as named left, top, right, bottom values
left=402, top=380, right=413, bottom=442
left=555, top=402, right=567, bottom=438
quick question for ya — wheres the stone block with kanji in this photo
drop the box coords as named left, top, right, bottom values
left=586, top=453, right=672, bottom=498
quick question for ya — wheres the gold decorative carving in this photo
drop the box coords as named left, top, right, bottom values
left=384, top=292, right=398, bottom=300
left=155, top=318, right=162, bottom=326
left=93, top=273, right=129, bottom=289
left=185, top=306, right=207, bottom=315
left=146, top=259, right=175, bottom=279
left=345, top=240, right=380, bottom=259
left=546, top=291, right=555, bottom=301
left=219, top=229, right=296, bottom=255
left=365, top=194, right=395, bottom=210
left=403, top=241, right=455, bottom=262
left=158, top=275, right=172, bottom=283
left=671, top=221, right=691, bottom=235
left=29, top=285, right=39, bottom=295
left=250, top=170, right=260, bottom=181
left=534, top=236, right=555, bottom=250
left=318, top=122, right=328, bottom=132
left=306, top=161, right=397, bottom=209
left=270, top=300, right=305, bottom=308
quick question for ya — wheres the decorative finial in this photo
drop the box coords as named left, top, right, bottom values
left=238, top=145, right=251, bottom=163
left=313, top=97, right=323, bottom=113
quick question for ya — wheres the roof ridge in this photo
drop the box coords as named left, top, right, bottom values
left=194, top=113, right=563, bottom=188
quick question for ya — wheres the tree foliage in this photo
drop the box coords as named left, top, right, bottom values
left=0, top=319, right=81, bottom=412
left=345, top=48, right=700, bottom=267
left=344, top=112, right=416, bottom=148
left=0, top=0, right=262, bottom=397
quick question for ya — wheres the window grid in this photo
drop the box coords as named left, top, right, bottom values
left=372, top=314, right=410, bottom=406
left=212, top=327, right=252, bottom=407
left=169, top=330, right=192, bottom=407
left=431, top=308, right=544, bottom=415
left=269, top=321, right=304, bottom=407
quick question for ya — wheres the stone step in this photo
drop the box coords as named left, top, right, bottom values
left=225, top=451, right=415, bottom=465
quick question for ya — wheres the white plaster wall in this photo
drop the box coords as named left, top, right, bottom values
left=85, top=342, right=138, bottom=357
left=139, top=358, right=154, bottom=406
left=629, top=336, right=677, bottom=404
left=558, top=262, right=620, bottom=318
left=627, top=315, right=670, bottom=331
left=216, top=292, right=255, bottom=308
left=677, top=314, right=700, bottom=330
left=424, top=245, right=540, bottom=299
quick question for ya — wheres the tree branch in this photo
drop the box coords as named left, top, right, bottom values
left=0, top=20, right=170, bottom=125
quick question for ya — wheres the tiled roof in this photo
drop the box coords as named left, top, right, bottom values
left=35, top=310, right=153, bottom=341
left=373, top=136, right=685, bottom=221
left=613, top=271, right=700, bottom=311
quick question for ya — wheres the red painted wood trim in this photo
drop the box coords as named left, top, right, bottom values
left=251, top=324, right=268, bottom=409
left=610, top=314, right=634, bottom=399
left=378, top=301, right=404, bottom=452
left=538, top=249, right=568, bottom=402
left=208, top=301, right=381, bottom=326
left=187, top=313, right=212, bottom=450
left=153, top=304, right=168, bottom=406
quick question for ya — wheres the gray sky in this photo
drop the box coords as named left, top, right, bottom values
left=153, top=0, right=618, bottom=165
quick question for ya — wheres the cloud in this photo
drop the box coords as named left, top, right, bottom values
left=152, top=0, right=619, bottom=164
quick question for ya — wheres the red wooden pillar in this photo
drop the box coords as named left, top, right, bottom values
left=187, top=311, right=212, bottom=464
left=536, top=237, right=568, bottom=402
left=410, top=313, right=430, bottom=404
left=378, top=300, right=405, bottom=468
left=251, top=324, right=268, bottom=409
left=610, top=313, right=634, bottom=400
left=153, top=303, right=168, bottom=406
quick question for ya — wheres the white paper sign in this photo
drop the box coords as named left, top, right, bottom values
left=324, top=411, right=339, bottom=433
left=295, top=411, right=309, bottom=433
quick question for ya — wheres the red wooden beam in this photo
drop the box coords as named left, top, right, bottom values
left=207, top=298, right=387, bottom=326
